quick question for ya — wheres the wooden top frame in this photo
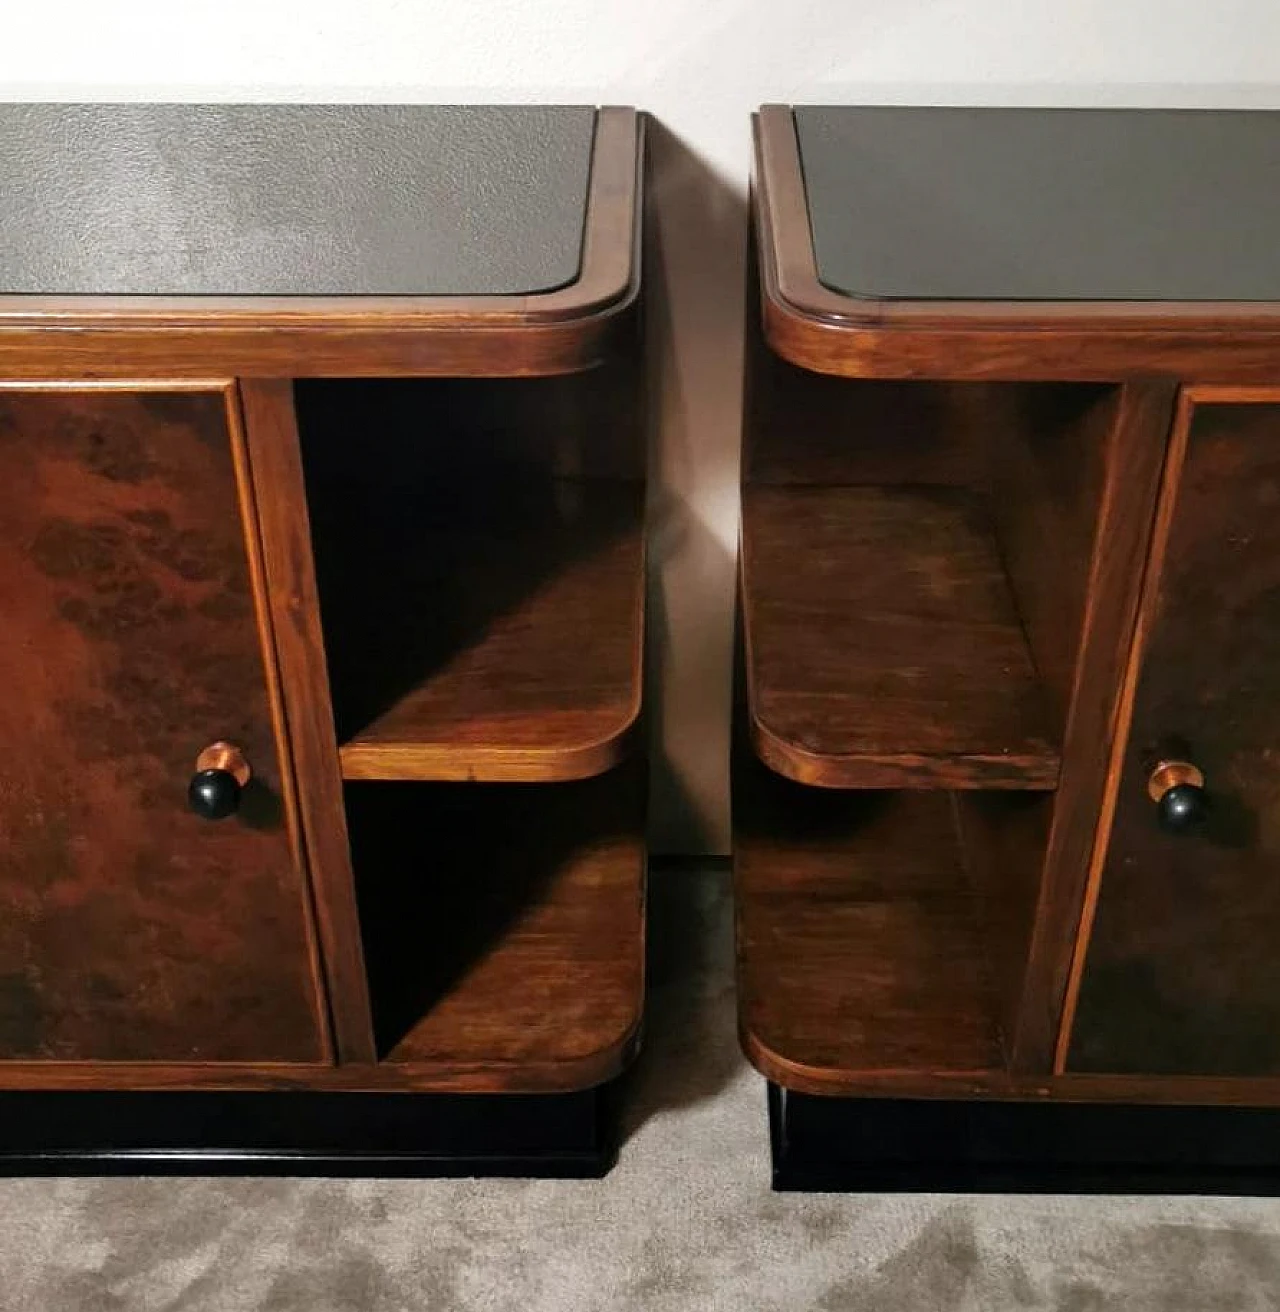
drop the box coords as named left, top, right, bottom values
left=754, top=104, right=1280, bottom=382
left=0, top=107, right=641, bottom=380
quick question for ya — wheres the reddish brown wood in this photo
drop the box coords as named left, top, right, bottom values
left=0, top=384, right=328, bottom=1062
left=277, top=367, right=650, bottom=786
left=1065, top=391, right=1280, bottom=1076
left=741, top=484, right=1059, bottom=789
left=753, top=106, right=1280, bottom=383
left=743, top=340, right=989, bottom=489
left=237, top=380, right=378, bottom=1066
left=0, top=109, right=649, bottom=1107
left=334, top=490, right=645, bottom=781
left=992, top=383, right=1178, bottom=1070
left=734, top=751, right=1005, bottom=1093
left=740, top=123, right=1202, bottom=1099
left=982, top=384, right=1117, bottom=726
left=0, top=109, right=642, bottom=382
left=286, top=372, right=646, bottom=784
left=349, top=761, right=646, bottom=1090
left=740, top=137, right=1280, bottom=1111
left=952, top=789, right=1052, bottom=1070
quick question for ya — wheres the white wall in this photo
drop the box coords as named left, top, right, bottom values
left=7, top=1, right=1280, bottom=852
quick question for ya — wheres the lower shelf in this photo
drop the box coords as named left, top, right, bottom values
left=734, top=754, right=1006, bottom=1092
left=346, top=760, right=646, bottom=1091
left=0, top=1087, right=614, bottom=1177
left=768, top=1085, right=1280, bottom=1194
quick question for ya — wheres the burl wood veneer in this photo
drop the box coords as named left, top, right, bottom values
left=0, top=386, right=326, bottom=1063
left=0, top=106, right=646, bottom=1172
left=738, top=106, right=1280, bottom=1161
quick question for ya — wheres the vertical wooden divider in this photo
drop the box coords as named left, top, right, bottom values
left=1007, top=379, right=1178, bottom=1073
left=238, top=378, right=378, bottom=1066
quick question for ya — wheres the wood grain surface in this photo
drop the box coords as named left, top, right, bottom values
left=237, top=380, right=378, bottom=1065
left=331, top=481, right=644, bottom=783
left=734, top=750, right=1004, bottom=1092
left=1067, top=392, right=1280, bottom=1076
left=741, top=484, right=1059, bottom=789
left=1005, top=381, right=1178, bottom=1070
left=291, top=376, right=646, bottom=784
left=0, top=385, right=328, bottom=1063
left=348, top=761, right=646, bottom=1090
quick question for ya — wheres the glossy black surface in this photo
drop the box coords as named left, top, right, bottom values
left=0, top=1088, right=615, bottom=1177
left=768, top=1086, right=1280, bottom=1193
left=795, top=106, right=1280, bottom=302
left=187, top=769, right=242, bottom=821
left=1157, top=782, right=1209, bottom=834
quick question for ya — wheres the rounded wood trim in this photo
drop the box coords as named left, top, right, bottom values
left=740, top=1024, right=1009, bottom=1098
left=0, top=108, right=643, bottom=379
left=338, top=710, right=643, bottom=784
left=0, top=1021, right=643, bottom=1094
left=753, top=104, right=1280, bottom=382
left=747, top=707, right=1060, bottom=792
left=740, top=1026, right=1280, bottom=1106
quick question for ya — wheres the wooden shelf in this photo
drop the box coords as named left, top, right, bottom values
left=741, top=484, right=1060, bottom=789
left=309, top=473, right=644, bottom=784
left=734, top=754, right=1005, bottom=1093
left=345, top=761, right=645, bottom=1092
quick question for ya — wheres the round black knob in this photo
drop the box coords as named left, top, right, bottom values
left=1156, top=781, right=1208, bottom=833
left=1147, top=759, right=1208, bottom=835
left=188, top=768, right=242, bottom=820
left=187, top=742, right=252, bottom=822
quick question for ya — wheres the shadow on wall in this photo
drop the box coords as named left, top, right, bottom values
left=643, top=117, right=747, bottom=857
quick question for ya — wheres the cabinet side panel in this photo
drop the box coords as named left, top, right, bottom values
left=0, top=386, right=327, bottom=1062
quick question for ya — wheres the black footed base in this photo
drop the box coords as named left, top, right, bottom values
left=768, top=1084, right=1280, bottom=1194
left=0, top=1085, right=615, bottom=1177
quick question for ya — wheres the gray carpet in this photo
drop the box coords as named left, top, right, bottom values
left=3, top=866, right=1280, bottom=1311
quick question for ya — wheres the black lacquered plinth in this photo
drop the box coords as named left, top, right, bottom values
left=769, top=1084, right=1280, bottom=1194
left=0, top=1087, right=616, bottom=1178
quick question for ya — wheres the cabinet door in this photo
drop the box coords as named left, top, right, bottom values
left=1068, top=390, right=1280, bottom=1076
left=0, top=384, right=329, bottom=1064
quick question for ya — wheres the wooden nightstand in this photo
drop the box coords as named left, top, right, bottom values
left=739, top=104, right=1280, bottom=1190
left=0, top=104, right=646, bottom=1175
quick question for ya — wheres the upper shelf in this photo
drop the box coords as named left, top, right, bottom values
left=325, top=479, right=644, bottom=785
left=741, top=484, right=1060, bottom=790
left=754, top=104, right=1280, bottom=381
left=0, top=105, right=641, bottom=378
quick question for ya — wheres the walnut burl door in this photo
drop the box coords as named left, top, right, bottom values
left=0, top=385, right=328, bottom=1063
left=1067, top=391, right=1280, bottom=1077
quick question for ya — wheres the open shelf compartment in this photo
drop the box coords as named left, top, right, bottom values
left=734, top=751, right=1050, bottom=1093
left=294, top=373, right=645, bottom=785
left=344, top=759, right=645, bottom=1091
left=742, top=483, right=1060, bottom=790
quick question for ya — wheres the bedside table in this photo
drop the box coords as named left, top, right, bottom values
left=739, top=104, right=1280, bottom=1190
left=0, top=104, right=646, bottom=1175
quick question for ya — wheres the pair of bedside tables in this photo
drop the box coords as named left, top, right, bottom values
left=4, top=103, right=1280, bottom=1189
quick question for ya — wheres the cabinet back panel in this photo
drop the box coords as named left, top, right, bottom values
left=0, top=388, right=327, bottom=1063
